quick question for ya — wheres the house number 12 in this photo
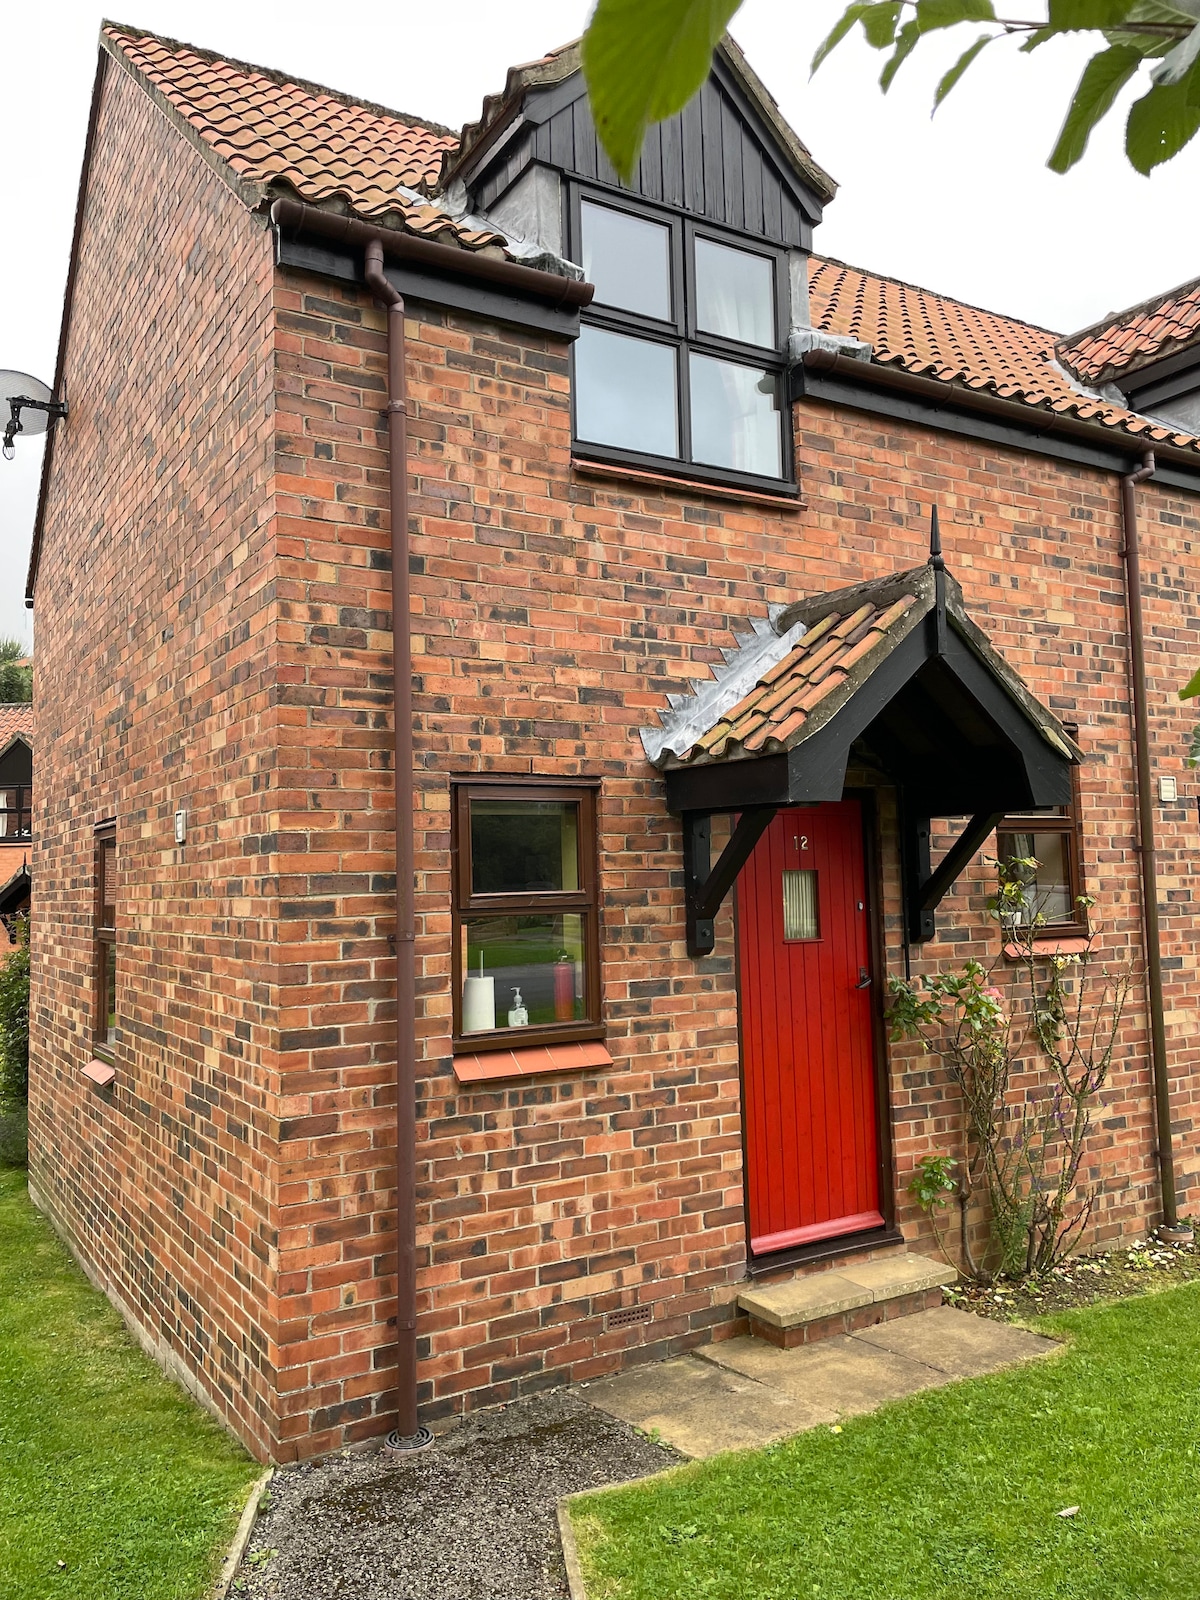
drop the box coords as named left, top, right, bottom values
left=793, top=835, right=809, bottom=851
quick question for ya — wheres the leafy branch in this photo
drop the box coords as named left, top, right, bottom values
left=582, top=0, right=1200, bottom=181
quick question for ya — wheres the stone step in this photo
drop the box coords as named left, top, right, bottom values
left=738, top=1252, right=956, bottom=1349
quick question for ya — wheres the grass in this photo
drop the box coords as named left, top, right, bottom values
left=573, top=1284, right=1200, bottom=1600
left=0, top=1166, right=261, bottom=1600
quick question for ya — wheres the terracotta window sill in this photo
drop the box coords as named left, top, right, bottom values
left=82, top=1058, right=116, bottom=1087
left=1003, top=936, right=1089, bottom=960
left=571, top=456, right=804, bottom=511
left=453, top=1039, right=613, bottom=1084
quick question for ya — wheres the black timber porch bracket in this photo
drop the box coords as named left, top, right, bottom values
left=902, top=809, right=1005, bottom=943
left=683, top=806, right=777, bottom=957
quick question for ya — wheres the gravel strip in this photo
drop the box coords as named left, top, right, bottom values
left=231, top=1390, right=679, bottom=1600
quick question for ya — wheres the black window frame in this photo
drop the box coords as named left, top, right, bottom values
left=567, top=184, right=795, bottom=497
left=450, top=776, right=605, bottom=1055
left=0, top=784, right=31, bottom=840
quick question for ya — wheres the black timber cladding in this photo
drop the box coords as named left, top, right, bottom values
left=473, top=59, right=822, bottom=248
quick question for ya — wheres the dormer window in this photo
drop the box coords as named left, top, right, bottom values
left=570, top=189, right=791, bottom=492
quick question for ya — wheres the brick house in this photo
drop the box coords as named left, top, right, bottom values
left=26, top=22, right=1200, bottom=1462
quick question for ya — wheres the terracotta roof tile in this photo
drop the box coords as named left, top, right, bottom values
left=809, top=257, right=1200, bottom=456
left=669, top=592, right=918, bottom=765
left=0, top=705, right=33, bottom=747
left=102, top=26, right=506, bottom=252
left=1058, top=276, right=1200, bottom=384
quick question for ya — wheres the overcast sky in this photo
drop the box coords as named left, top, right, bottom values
left=2, top=0, right=1197, bottom=652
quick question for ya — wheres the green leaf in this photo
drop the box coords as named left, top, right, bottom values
left=1188, top=723, right=1200, bottom=766
left=1048, top=44, right=1143, bottom=170
left=812, top=3, right=876, bottom=72
left=916, top=0, right=997, bottom=30
left=1180, top=666, right=1200, bottom=699
left=863, top=0, right=905, bottom=46
left=881, top=19, right=923, bottom=88
left=1126, top=57, right=1200, bottom=167
left=582, top=0, right=744, bottom=182
left=934, top=34, right=996, bottom=105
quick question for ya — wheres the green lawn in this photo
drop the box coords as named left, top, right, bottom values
left=0, top=1166, right=261, bottom=1600
left=573, top=1285, right=1200, bottom=1600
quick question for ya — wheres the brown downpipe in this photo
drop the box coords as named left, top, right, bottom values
left=1120, top=452, right=1182, bottom=1231
left=362, top=237, right=420, bottom=1443
left=268, top=199, right=592, bottom=1447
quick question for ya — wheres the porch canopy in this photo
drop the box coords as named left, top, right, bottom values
left=640, top=550, right=1081, bottom=955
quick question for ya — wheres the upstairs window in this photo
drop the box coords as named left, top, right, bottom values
left=571, top=191, right=790, bottom=492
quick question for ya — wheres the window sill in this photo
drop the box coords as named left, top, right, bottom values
left=571, top=455, right=804, bottom=510
left=82, top=1058, right=116, bottom=1088
left=453, top=1039, right=613, bottom=1084
left=1003, top=936, right=1089, bottom=960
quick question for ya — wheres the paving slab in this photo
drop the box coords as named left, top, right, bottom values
left=582, top=1354, right=820, bottom=1458
left=701, top=1331, right=951, bottom=1415
left=839, top=1252, right=957, bottom=1299
left=853, top=1304, right=1060, bottom=1377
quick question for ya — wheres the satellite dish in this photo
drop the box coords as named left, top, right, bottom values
left=1, top=372, right=55, bottom=436
left=1, top=371, right=66, bottom=459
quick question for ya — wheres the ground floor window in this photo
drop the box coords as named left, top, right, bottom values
left=95, top=824, right=117, bottom=1055
left=451, top=779, right=602, bottom=1051
left=996, top=781, right=1086, bottom=937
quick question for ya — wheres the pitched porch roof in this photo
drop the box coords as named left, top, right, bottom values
left=643, top=555, right=1079, bottom=820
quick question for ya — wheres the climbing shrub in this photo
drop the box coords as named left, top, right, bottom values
left=0, top=914, right=30, bottom=1167
left=889, top=860, right=1132, bottom=1282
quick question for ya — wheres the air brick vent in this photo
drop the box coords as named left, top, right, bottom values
left=606, top=1305, right=653, bottom=1331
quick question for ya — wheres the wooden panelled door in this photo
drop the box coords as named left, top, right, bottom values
left=737, top=801, right=884, bottom=1256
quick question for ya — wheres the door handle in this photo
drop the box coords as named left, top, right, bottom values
left=855, top=967, right=872, bottom=989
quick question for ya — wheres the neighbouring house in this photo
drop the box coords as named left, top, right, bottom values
left=26, top=22, right=1200, bottom=1463
left=0, top=704, right=33, bottom=952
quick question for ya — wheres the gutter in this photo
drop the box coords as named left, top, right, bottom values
left=1120, top=454, right=1188, bottom=1238
left=270, top=198, right=594, bottom=311
left=798, top=348, right=1200, bottom=476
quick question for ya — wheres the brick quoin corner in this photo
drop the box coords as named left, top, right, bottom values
left=27, top=26, right=1200, bottom=1463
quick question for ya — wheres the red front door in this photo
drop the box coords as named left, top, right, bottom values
left=737, top=801, right=884, bottom=1255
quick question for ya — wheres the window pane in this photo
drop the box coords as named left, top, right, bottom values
left=470, top=800, right=579, bottom=895
left=100, top=942, right=117, bottom=1045
left=0, top=791, right=10, bottom=839
left=782, top=869, right=819, bottom=940
left=576, top=326, right=678, bottom=458
left=99, top=837, right=116, bottom=931
left=581, top=201, right=672, bottom=321
left=462, top=913, right=587, bottom=1033
left=695, top=237, right=775, bottom=348
left=997, top=831, right=1073, bottom=925
left=689, top=354, right=781, bottom=477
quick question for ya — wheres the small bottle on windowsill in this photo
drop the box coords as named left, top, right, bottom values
left=507, top=987, right=528, bottom=1028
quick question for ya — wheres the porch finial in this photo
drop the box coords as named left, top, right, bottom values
left=929, top=504, right=944, bottom=571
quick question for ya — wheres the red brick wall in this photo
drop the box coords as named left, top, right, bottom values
left=31, top=65, right=1200, bottom=1463
left=28, top=59, right=282, bottom=1459
left=267, top=268, right=1200, bottom=1455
